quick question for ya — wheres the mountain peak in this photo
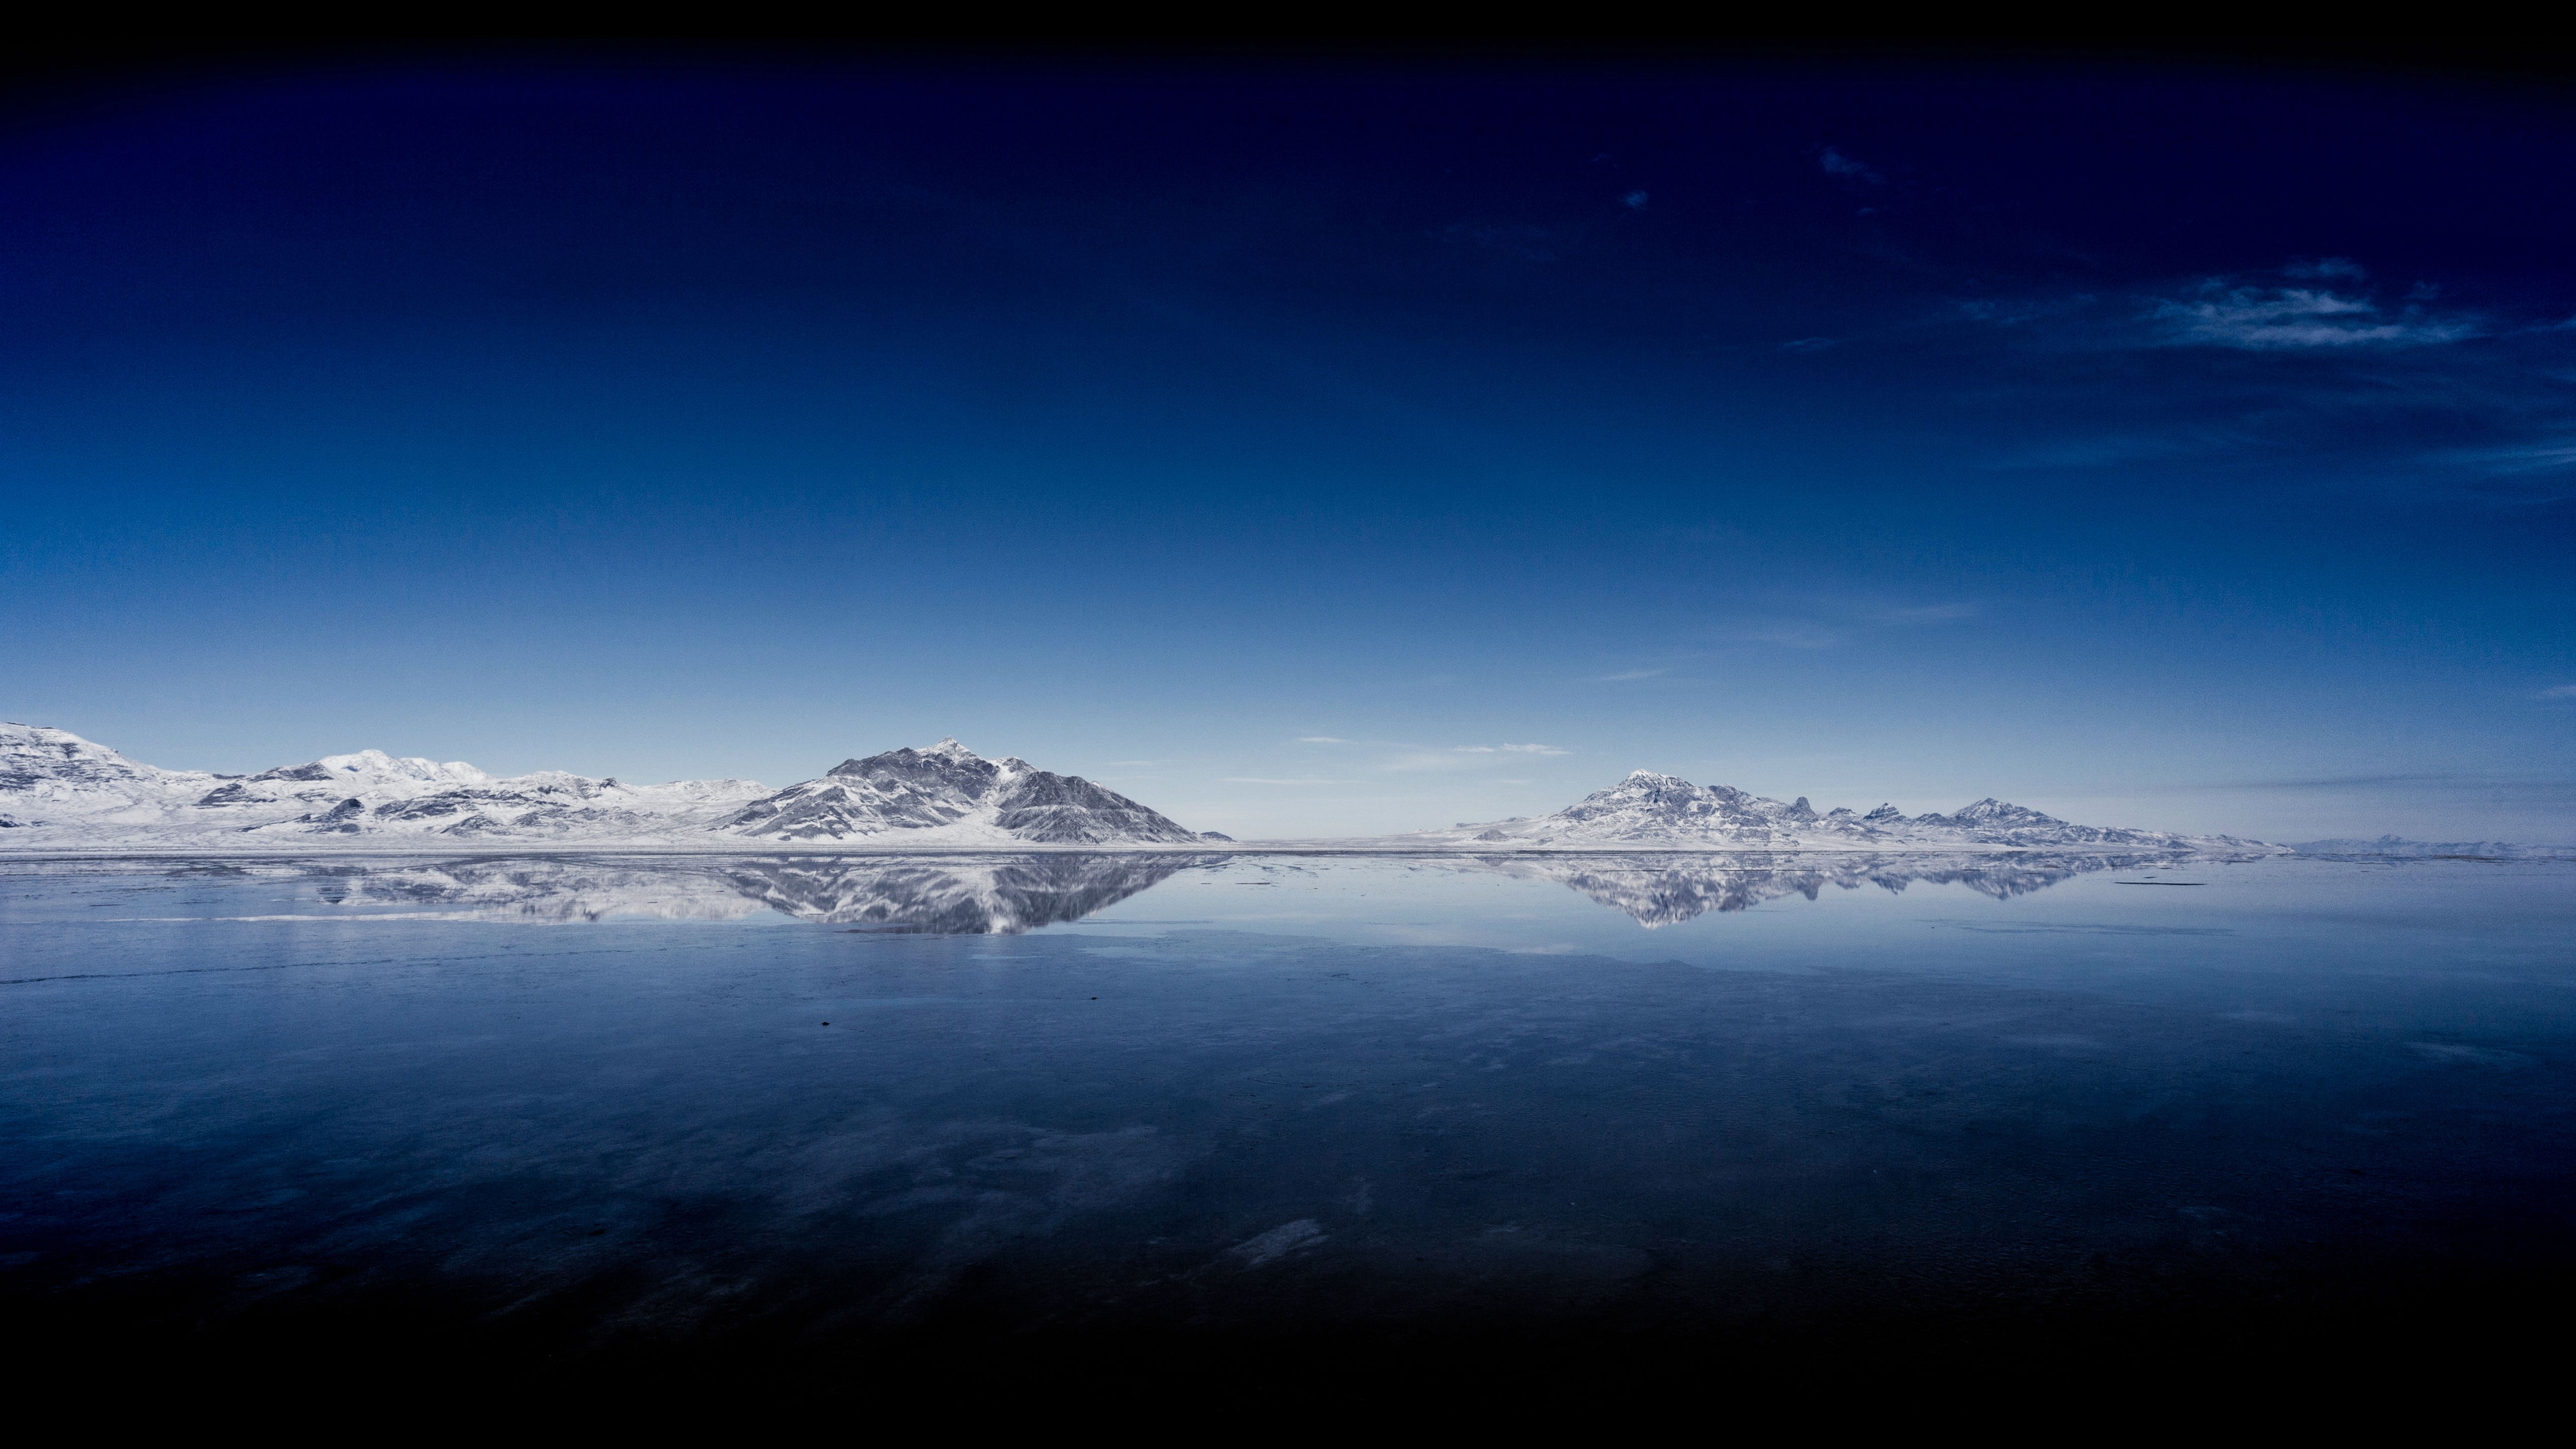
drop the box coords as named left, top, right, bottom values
left=729, top=741, right=1199, bottom=844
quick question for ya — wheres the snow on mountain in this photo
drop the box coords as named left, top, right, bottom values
left=1393, top=769, right=2278, bottom=854
left=1, top=720, right=767, bottom=848
left=718, top=739, right=1204, bottom=846
left=0, top=723, right=1199, bottom=851
left=6, top=722, right=2280, bottom=855
left=1, top=722, right=219, bottom=826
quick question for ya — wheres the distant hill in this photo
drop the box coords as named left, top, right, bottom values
left=1388, top=770, right=2280, bottom=854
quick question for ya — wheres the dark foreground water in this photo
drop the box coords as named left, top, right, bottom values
left=5, top=851, right=2572, bottom=1407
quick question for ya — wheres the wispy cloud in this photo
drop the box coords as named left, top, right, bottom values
left=2149, top=280, right=2479, bottom=350
left=1781, top=337, right=1837, bottom=353
left=1817, top=146, right=1882, bottom=183
left=1959, top=262, right=2483, bottom=353
left=1295, top=736, right=1349, bottom=744
left=1726, top=599, right=1979, bottom=651
left=1733, top=620, right=1846, bottom=649
left=1382, top=743, right=1568, bottom=772
left=1594, top=668, right=1669, bottom=682
left=1226, top=776, right=1355, bottom=786
left=2411, top=443, right=2576, bottom=506
left=2461, top=444, right=2576, bottom=474
left=2542, top=685, right=2576, bottom=700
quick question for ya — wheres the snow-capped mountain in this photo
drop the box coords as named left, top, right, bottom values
left=0, top=722, right=1200, bottom=851
left=2, top=723, right=221, bottom=826
left=720, top=739, right=1203, bottom=845
left=6, top=722, right=2278, bottom=855
left=1395, top=770, right=2277, bottom=854
left=1, top=721, right=770, bottom=847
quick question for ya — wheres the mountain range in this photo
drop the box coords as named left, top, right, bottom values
left=1406, top=770, right=2274, bottom=853
left=2, top=720, right=2274, bottom=854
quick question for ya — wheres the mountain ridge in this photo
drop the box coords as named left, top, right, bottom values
left=6, top=720, right=2284, bottom=854
left=1387, top=768, right=2279, bottom=854
left=0, top=723, right=1198, bottom=849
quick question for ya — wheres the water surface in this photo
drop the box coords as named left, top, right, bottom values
left=6, top=852, right=2570, bottom=1393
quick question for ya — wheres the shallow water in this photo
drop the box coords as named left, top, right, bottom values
left=5, top=852, right=2572, bottom=1389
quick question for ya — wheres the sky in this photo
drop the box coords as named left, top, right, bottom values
left=3, top=52, right=2572, bottom=841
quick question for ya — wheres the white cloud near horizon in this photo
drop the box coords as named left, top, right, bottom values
left=1295, top=736, right=1349, bottom=744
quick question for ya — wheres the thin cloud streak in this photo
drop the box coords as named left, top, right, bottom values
left=1382, top=743, right=1569, bottom=772
left=2150, top=282, right=2479, bottom=349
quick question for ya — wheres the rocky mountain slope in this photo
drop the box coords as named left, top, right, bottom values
left=1394, top=770, right=2277, bottom=854
left=1, top=722, right=1203, bottom=851
left=719, top=739, right=1203, bottom=845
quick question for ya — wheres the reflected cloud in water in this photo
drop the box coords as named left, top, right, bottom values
left=251, top=849, right=2228, bottom=932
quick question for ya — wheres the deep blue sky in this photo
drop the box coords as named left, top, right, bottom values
left=5, top=54, right=2571, bottom=839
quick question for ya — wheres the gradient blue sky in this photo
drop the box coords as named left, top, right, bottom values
left=4, top=55, right=2571, bottom=840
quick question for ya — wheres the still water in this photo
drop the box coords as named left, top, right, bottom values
left=5, top=851, right=2572, bottom=1388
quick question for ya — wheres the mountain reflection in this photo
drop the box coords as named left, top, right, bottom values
left=279, top=849, right=2184, bottom=933
left=319, top=854, right=1209, bottom=933
left=1451, top=851, right=2167, bottom=926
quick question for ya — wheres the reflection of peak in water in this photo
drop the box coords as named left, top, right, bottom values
left=330, top=854, right=1209, bottom=932
left=1460, top=852, right=2174, bottom=927
left=721, top=855, right=1203, bottom=933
